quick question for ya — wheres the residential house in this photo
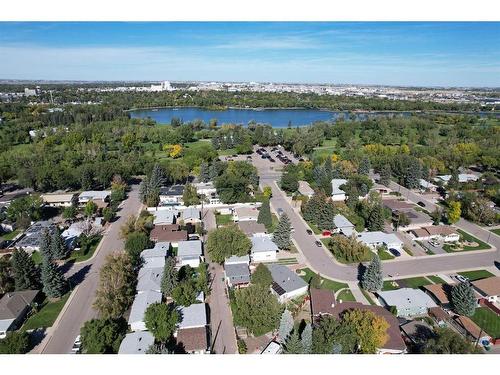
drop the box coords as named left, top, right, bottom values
left=331, top=179, right=347, bottom=202
left=0, top=220, right=16, bottom=233
left=423, top=283, right=454, bottom=310
left=159, top=185, right=184, bottom=205
left=176, top=303, right=209, bottom=354
left=177, top=240, right=203, bottom=268
left=251, top=235, right=278, bottom=262
left=78, top=190, right=111, bottom=208
left=118, top=331, right=155, bottom=354
left=356, top=231, right=403, bottom=251
left=298, top=180, right=314, bottom=198
left=332, top=214, right=355, bottom=236
left=152, top=210, right=177, bottom=225
left=372, top=183, right=392, bottom=196
left=453, top=316, right=483, bottom=342
left=141, top=242, right=170, bottom=260
left=471, top=276, right=500, bottom=303
left=13, top=221, right=54, bottom=252
left=128, top=290, right=163, bottom=332
left=150, top=224, right=188, bottom=246
left=261, top=341, right=283, bottom=354
left=312, top=300, right=407, bottom=354
left=267, top=264, right=308, bottom=303
left=382, top=199, right=415, bottom=213
left=410, top=226, right=460, bottom=242
left=377, top=288, right=437, bottom=317
left=181, top=207, right=201, bottom=224
left=310, top=288, right=336, bottom=318
left=237, top=221, right=267, bottom=237
left=0, top=290, right=40, bottom=338
left=233, top=206, right=259, bottom=222
left=419, top=179, right=438, bottom=192
left=41, top=193, right=76, bottom=207
left=193, top=182, right=220, bottom=205
left=136, top=267, right=163, bottom=293
left=436, top=174, right=479, bottom=184
left=224, top=255, right=251, bottom=288
left=396, top=210, right=434, bottom=232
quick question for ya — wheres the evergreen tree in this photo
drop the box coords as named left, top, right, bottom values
left=51, top=229, right=68, bottom=260
left=379, top=164, right=392, bottom=187
left=301, top=323, right=313, bottom=354
left=358, top=156, right=371, bottom=175
left=451, top=282, right=476, bottom=317
left=41, top=259, right=68, bottom=298
left=367, top=203, right=384, bottom=231
left=284, top=330, right=304, bottom=354
left=273, top=213, right=292, bottom=250
left=257, top=198, right=273, bottom=230
left=161, top=257, right=178, bottom=297
left=11, top=249, right=40, bottom=291
left=361, top=254, right=383, bottom=292
left=324, top=157, right=333, bottom=180
left=39, top=229, right=54, bottom=262
left=149, top=164, right=165, bottom=190
left=199, top=162, right=211, bottom=183
left=278, top=309, right=294, bottom=342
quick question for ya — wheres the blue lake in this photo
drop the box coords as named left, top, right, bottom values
left=129, top=107, right=413, bottom=127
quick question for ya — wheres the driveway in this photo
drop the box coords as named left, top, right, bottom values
left=40, top=184, right=143, bottom=354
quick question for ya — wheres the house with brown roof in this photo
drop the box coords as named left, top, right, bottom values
left=382, top=199, right=415, bottom=213
left=175, top=303, right=209, bottom=354
left=454, top=316, right=483, bottom=342
left=237, top=221, right=267, bottom=237
left=471, top=276, right=500, bottom=303
left=0, top=290, right=40, bottom=338
left=149, top=224, right=188, bottom=247
left=423, top=283, right=454, bottom=310
left=309, top=293, right=407, bottom=354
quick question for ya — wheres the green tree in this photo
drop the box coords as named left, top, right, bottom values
left=284, top=330, right=304, bottom=354
left=205, top=225, right=251, bottom=263
left=342, top=309, right=389, bottom=354
left=423, top=328, right=481, bottom=354
left=358, top=156, right=371, bottom=175
left=40, top=259, right=68, bottom=298
left=301, top=323, right=313, bottom=354
left=39, top=229, right=54, bottom=262
left=263, top=186, right=273, bottom=199
left=51, top=229, right=68, bottom=260
left=11, top=248, right=40, bottom=291
left=0, top=256, right=14, bottom=294
left=273, top=213, right=292, bottom=250
left=124, top=231, right=151, bottom=267
left=257, top=198, right=273, bottom=230
left=182, top=183, right=200, bottom=206
left=366, top=203, right=384, bottom=231
left=379, top=164, right=392, bottom=187
left=161, top=257, right=178, bottom=297
left=93, top=253, right=135, bottom=319
left=144, top=302, right=180, bottom=342
left=280, top=171, right=299, bottom=193
left=326, top=235, right=371, bottom=263
left=278, top=309, right=294, bottom=342
left=80, top=318, right=127, bottom=354
left=251, top=263, right=273, bottom=288
left=6, top=195, right=43, bottom=228
left=447, top=201, right=461, bottom=224
left=361, top=254, right=383, bottom=292
left=172, top=279, right=198, bottom=306
left=199, top=162, right=211, bottom=183
left=310, top=272, right=322, bottom=289
left=84, top=200, right=98, bottom=218
left=0, top=331, right=30, bottom=354
left=62, top=206, right=77, bottom=220
left=451, top=282, right=476, bottom=317
left=430, top=209, right=442, bottom=225
left=232, top=285, right=282, bottom=336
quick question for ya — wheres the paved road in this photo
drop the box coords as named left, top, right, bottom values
left=253, top=150, right=500, bottom=282
left=202, top=208, right=238, bottom=354
left=41, top=185, right=142, bottom=354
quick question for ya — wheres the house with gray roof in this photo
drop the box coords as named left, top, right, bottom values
left=331, top=179, right=348, bottom=202
left=267, top=264, right=308, bottom=303
left=118, top=331, right=155, bottom=354
left=128, top=290, right=162, bottom=332
left=136, top=267, right=163, bottom=293
left=356, top=231, right=403, bottom=251
left=251, top=235, right=278, bottom=263
left=181, top=207, right=201, bottom=224
left=377, top=288, right=437, bottom=317
left=225, top=255, right=250, bottom=265
left=141, top=242, right=170, bottom=259
left=333, top=214, right=355, bottom=236
left=224, top=263, right=251, bottom=288
left=152, top=210, right=177, bottom=225
left=0, top=290, right=40, bottom=338
left=177, top=240, right=203, bottom=268
left=177, top=303, right=207, bottom=329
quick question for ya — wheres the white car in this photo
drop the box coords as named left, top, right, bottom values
left=455, top=275, right=469, bottom=283
left=71, top=335, right=82, bottom=354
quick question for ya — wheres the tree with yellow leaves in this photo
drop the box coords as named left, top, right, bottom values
left=163, top=144, right=183, bottom=158
left=342, top=309, right=389, bottom=354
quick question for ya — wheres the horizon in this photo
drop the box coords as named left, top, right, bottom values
left=0, top=22, right=499, bottom=87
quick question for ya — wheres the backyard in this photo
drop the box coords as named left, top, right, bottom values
left=22, top=293, right=70, bottom=331
left=470, top=307, right=500, bottom=339
left=215, top=213, right=233, bottom=226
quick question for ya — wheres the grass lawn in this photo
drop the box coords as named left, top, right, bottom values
left=297, top=267, right=348, bottom=292
left=0, top=229, right=21, bottom=241
left=269, top=214, right=279, bottom=233
left=305, top=220, right=321, bottom=235
left=31, top=251, right=42, bottom=265
left=337, top=289, right=356, bottom=302
left=396, top=277, right=431, bottom=288
left=490, top=228, right=500, bottom=236
left=215, top=214, right=233, bottom=226
left=470, top=307, right=500, bottom=339
left=218, top=148, right=237, bottom=156
left=22, top=293, right=70, bottom=331
left=67, top=235, right=103, bottom=263
left=427, top=275, right=447, bottom=284
left=443, top=229, right=491, bottom=252
left=458, top=270, right=494, bottom=281
left=377, top=248, right=395, bottom=261
left=382, top=280, right=400, bottom=291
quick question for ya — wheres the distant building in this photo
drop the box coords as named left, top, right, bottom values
left=181, top=207, right=201, bottom=224
left=136, top=267, right=163, bottom=293
left=436, top=174, right=479, bottom=184
left=382, top=199, right=415, bottom=213
left=41, top=193, right=76, bottom=207
left=13, top=221, right=54, bottom=252
left=152, top=210, right=177, bottom=225
left=150, top=224, right=187, bottom=246
left=410, top=226, right=459, bottom=242
left=419, top=179, right=438, bottom=192
left=193, top=182, right=220, bottom=205
left=395, top=210, right=434, bottom=232
left=267, top=264, right=308, bottom=303
left=330, top=179, right=347, bottom=202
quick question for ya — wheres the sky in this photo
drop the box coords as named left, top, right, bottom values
left=0, top=22, right=499, bottom=87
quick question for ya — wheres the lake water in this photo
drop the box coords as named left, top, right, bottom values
left=129, top=107, right=413, bottom=127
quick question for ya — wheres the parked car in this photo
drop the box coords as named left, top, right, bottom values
left=322, top=230, right=332, bottom=236
left=429, top=239, right=440, bottom=247
left=417, top=201, right=426, bottom=207
left=306, top=229, right=313, bottom=235
left=315, top=240, right=323, bottom=247
left=389, top=248, right=401, bottom=257
left=455, top=275, right=469, bottom=283
left=277, top=208, right=284, bottom=216
left=269, top=157, right=275, bottom=162
left=71, top=335, right=82, bottom=354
